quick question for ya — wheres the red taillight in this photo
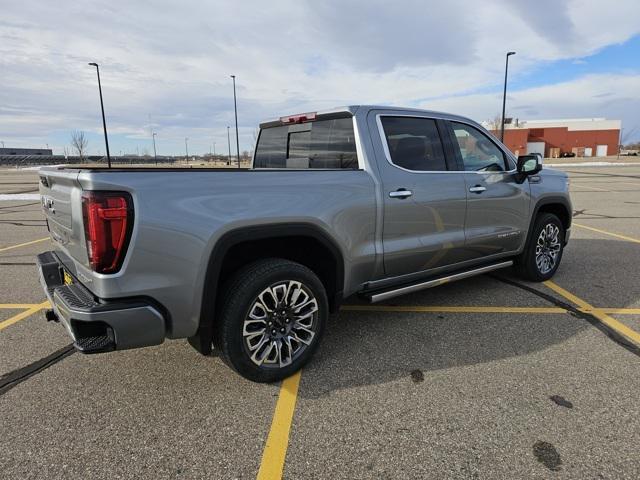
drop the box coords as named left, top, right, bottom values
left=279, top=112, right=317, bottom=124
left=81, top=191, right=133, bottom=274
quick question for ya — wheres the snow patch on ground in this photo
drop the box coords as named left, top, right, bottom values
left=546, top=162, right=640, bottom=167
left=19, top=164, right=65, bottom=171
left=0, top=194, right=40, bottom=201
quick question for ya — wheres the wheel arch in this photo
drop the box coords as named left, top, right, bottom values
left=524, top=196, right=572, bottom=250
left=189, top=223, right=345, bottom=354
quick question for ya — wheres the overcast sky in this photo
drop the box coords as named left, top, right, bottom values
left=1, top=0, right=639, bottom=156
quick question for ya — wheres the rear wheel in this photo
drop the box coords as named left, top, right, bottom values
left=515, top=213, right=565, bottom=282
left=215, top=258, right=327, bottom=382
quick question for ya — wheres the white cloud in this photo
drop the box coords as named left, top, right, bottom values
left=1, top=0, right=639, bottom=154
left=422, top=73, right=640, bottom=129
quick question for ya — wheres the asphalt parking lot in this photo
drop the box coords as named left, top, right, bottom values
left=1, top=165, right=639, bottom=479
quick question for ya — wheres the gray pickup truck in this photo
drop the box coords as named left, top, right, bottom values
left=37, top=105, right=571, bottom=382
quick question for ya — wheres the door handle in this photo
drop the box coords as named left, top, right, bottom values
left=469, top=185, right=486, bottom=194
left=389, top=189, right=413, bottom=199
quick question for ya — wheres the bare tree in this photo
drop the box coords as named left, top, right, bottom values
left=486, top=114, right=503, bottom=132
left=621, top=127, right=638, bottom=146
left=70, top=130, right=88, bottom=159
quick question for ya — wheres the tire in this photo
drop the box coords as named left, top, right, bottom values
left=214, top=258, right=328, bottom=383
left=515, top=213, right=565, bottom=282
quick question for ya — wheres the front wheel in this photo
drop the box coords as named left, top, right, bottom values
left=515, top=213, right=565, bottom=282
left=215, top=258, right=327, bottom=382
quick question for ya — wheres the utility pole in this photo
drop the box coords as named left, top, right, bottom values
left=231, top=75, right=240, bottom=167
left=500, top=51, right=516, bottom=142
left=227, top=126, right=231, bottom=165
left=152, top=132, right=157, bottom=165
left=88, top=62, right=112, bottom=167
left=185, top=137, right=189, bottom=164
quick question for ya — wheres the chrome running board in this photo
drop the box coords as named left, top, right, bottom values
left=365, top=261, right=513, bottom=303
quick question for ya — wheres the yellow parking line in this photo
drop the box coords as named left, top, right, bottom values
left=0, top=303, right=43, bottom=309
left=573, top=223, right=640, bottom=245
left=5, top=303, right=636, bottom=315
left=600, top=308, right=640, bottom=315
left=0, top=237, right=49, bottom=253
left=0, top=301, right=49, bottom=331
left=257, top=370, right=302, bottom=480
left=342, top=305, right=567, bottom=314
left=545, top=281, right=640, bottom=346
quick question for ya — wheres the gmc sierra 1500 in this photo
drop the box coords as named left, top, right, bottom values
left=37, top=105, right=571, bottom=382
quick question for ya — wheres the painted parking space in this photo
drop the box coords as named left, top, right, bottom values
left=1, top=166, right=640, bottom=478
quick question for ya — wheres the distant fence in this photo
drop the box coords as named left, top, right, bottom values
left=1, top=155, right=181, bottom=167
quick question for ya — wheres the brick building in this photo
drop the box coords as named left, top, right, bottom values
left=487, top=118, right=621, bottom=158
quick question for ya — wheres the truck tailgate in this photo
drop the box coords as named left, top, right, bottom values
left=39, top=168, right=87, bottom=265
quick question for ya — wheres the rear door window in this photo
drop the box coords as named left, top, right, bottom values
left=379, top=116, right=448, bottom=171
left=254, top=117, right=358, bottom=169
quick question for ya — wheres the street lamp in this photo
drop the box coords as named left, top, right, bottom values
left=185, top=137, right=189, bottom=164
left=152, top=132, right=158, bottom=165
left=231, top=75, right=240, bottom=168
left=88, top=62, right=112, bottom=167
left=500, top=51, right=516, bottom=142
left=227, top=126, right=231, bottom=166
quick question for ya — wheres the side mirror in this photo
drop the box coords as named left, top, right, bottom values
left=517, top=154, right=542, bottom=176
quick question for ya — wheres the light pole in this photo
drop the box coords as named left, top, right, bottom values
left=231, top=75, right=240, bottom=167
left=152, top=132, right=157, bottom=165
left=185, top=137, right=189, bottom=164
left=227, top=126, right=231, bottom=165
left=88, top=62, right=112, bottom=167
left=500, top=52, right=516, bottom=142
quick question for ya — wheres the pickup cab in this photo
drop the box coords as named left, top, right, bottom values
left=37, top=105, right=572, bottom=382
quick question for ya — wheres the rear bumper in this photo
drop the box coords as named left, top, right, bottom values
left=37, top=251, right=165, bottom=353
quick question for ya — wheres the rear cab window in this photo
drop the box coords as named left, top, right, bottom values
left=379, top=116, right=449, bottom=172
left=254, top=115, right=358, bottom=169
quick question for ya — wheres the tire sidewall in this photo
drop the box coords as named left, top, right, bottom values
left=220, top=261, right=328, bottom=382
